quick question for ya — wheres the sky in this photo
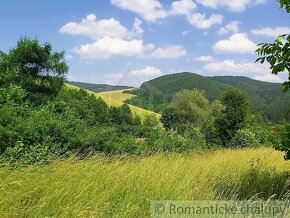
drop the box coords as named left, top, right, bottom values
left=0, top=0, right=289, bottom=87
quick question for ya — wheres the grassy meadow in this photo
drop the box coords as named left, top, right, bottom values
left=1, top=147, right=289, bottom=217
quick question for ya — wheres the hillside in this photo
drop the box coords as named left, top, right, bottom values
left=65, top=83, right=161, bottom=119
left=126, top=72, right=290, bottom=122
left=211, top=76, right=290, bottom=121
left=67, top=81, right=133, bottom=92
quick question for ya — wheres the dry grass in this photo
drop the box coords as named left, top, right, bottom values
left=0, top=147, right=289, bottom=217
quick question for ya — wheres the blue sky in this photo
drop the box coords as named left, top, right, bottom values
left=0, top=0, right=289, bottom=87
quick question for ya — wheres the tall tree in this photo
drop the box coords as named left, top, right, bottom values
left=0, top=37, right=69, bottom=104
left=215, top=89, right=249, bottom=145
left=256, top=0, right=290, bottom=160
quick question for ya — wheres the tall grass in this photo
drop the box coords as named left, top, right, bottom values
left=0, top=147, right=289, bottom=217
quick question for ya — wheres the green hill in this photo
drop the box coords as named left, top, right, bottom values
left=126, top=72, right=290, bottom=122
left=211, top=76, right=290, bottom=121
left=67, top=81, right=133, bottom=92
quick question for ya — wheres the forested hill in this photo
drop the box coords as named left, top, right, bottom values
left=125, top=72, right=290, bottom=122
left=67, top=81, right=133, bottom=92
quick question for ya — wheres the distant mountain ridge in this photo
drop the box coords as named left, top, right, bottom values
left=67, top=81, right=133, bottom=92
left=126, top=72, right=290, bottom=122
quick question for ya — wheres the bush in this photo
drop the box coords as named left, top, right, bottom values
left=185, top=127, right=206, bottom=147
left=248, top=127, right=269, bottom=145
left=231, top=129, right=260, bottom=147
left=275, top=124, right=290, bottom=159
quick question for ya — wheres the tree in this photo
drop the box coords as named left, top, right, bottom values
left=215, top=88, right=249, bottom=146
left=0, top=37, right=69, bottom=104
left=255, top=1, right=290, bottom=91
left=161, top=89, right=212, bottom=133
left=255, top=0, right=290, bottom=159
left=109, top=104, right=133, bottom=125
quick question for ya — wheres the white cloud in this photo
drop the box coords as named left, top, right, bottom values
left=104, top=73, right=125, bottom=84
left=151, top=45, right=187, bottom=58
left=196, top=55, right=215, bottom=62
left=59, top=14, right=129, bottom=39
left=204, top=59, right=270, bottom=75
left=111, top=0, right=167, bottom=22
left=213, top=33, right=257, bottom=54
left=251, top=26, right=290, bottom=37
left=127, top=66, right=162, bottom=77
left=217, top=21, right=240, bottom=35
left=171, top=0, right=197, bottom=15
left=255, top=74, right=282, bottom=83
left=182, top=30, right=191, bottom=36
left=65, top=55, right=74, bottom=60
left=196, top=0, right=265, bottom=12
left=59, top=14, right=143, bottom=40
left=72, top=37, right=145, bottom=59
left=131, top=18, right=144, bottom=38
left=204, top=59, right=283, bottom=83
left=187, top=13, right=223, bottom=29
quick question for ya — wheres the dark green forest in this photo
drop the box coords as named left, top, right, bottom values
left=125, top=72, right=290, bottom=122
left=67, top=81, right=133, bottom=92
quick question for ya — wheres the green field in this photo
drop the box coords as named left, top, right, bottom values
left=98, top=89, right=135, bottom=102
left=65, top=83, right=161, bottom=119
left=0, top=147, right=289, bottom=217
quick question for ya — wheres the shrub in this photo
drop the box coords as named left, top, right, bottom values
left=185, top=127, right=206, bottom=147
left=231, top=129, right=260, bottom=147
left=275, top=124, right=290, bottom=160
left=143, top=114, right=159, bottom=128
left=248, top=127, right=269, bottom=145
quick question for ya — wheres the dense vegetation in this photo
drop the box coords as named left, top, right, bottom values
left=0, top=38, right=211, bottom=166
left=1, top=38, right=289, bottom=165
left=67, top=81, right=132, bottom=92
left=125, top=72, right=290, bottom=122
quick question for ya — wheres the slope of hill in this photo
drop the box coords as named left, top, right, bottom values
left=98, top=90, right=135, bottom=102
left=211, top=76, right=290, bottom=121
left=65, top=83, right=161, bottom=119
left=125, top=72, right=290, bottom=122
left=67, top=81, right=133, bottom=92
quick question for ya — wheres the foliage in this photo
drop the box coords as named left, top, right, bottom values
left=142, top=114, right=159, bottom=128
left=161, top=89, right=209, bottom=133
left=215, top=88, right=249, bottom=145
left=275, top=124, right=290, bottom=159
left=255, top=0, right=289, bottom=91
left=185, top=127, right=206, bottom=148
left=0, top=37, right=68, bottom=105
left=231, top=129, right=260, bottom=147
left=277, top=0, right=290, bottom=12
left=0, top=85, right=27, bottom=105
left=256, top=34, right=290, bottom=91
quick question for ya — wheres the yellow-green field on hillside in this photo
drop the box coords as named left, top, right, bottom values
left=98, top=89, right=135, bottom=102
left=65, top=83, right=161, bottom=119
left=0, top=147, right=289, bottom=217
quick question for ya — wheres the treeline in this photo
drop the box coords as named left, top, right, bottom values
left=160, top=88, right=289, bottom=147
